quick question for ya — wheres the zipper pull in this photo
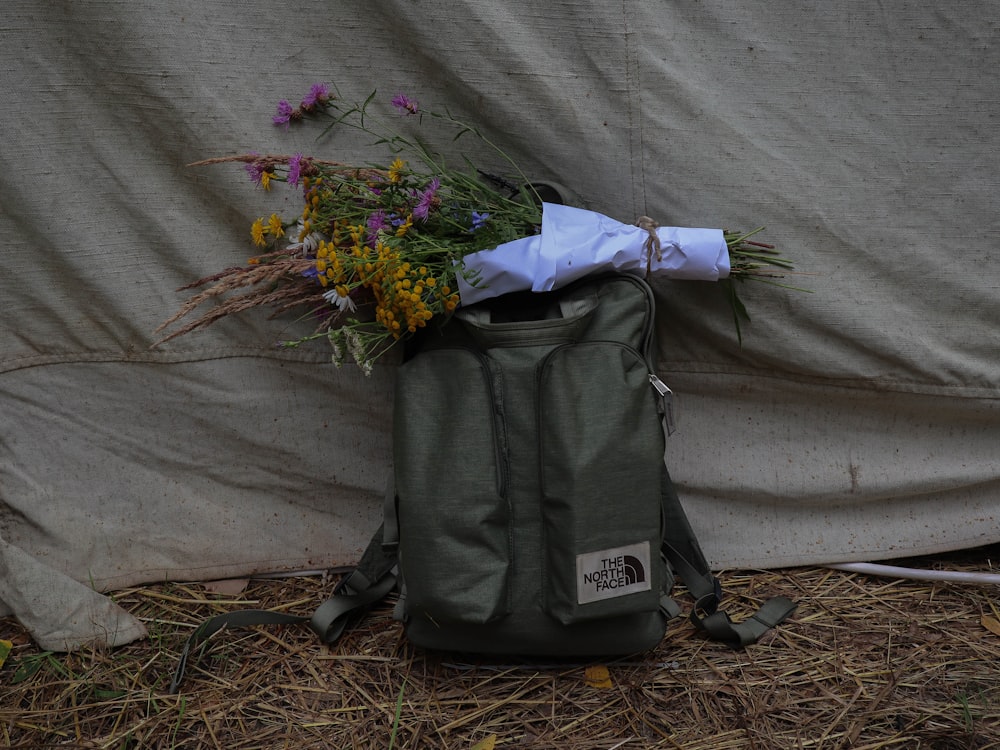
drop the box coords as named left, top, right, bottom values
left=649, top=373, right=676, bottom=435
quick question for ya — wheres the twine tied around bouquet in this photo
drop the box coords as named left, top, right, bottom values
left=636, top=216, right=662, bottom=275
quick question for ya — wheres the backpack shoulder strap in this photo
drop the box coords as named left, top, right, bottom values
left=309, top=522, right=398, bottom=642
left=168, top=523, right=396, bottom=694
left=659, top=467, right=796, bottom=647
left=649, top=355, right=795, bottom=647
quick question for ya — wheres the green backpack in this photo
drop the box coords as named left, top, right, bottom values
left=169, top=273, right=794, bottom=692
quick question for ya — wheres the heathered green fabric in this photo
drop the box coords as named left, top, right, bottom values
left=394, top=274, right=674, bottom=655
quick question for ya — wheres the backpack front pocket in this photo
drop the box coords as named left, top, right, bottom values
left=395, top=348, right=512, bottom=625
left=538, top=342, right=665, bottom=625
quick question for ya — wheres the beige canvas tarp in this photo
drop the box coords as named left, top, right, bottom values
left=2, top=2, right=998, bottom=650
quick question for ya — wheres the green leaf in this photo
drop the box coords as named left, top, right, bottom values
left=388, top=678, right=406, bottom=750
left=12, top=658, right=42, bottom=684
left=359, top=89, right=378, bottom=128
left=723, top=278, right=751, bottom=346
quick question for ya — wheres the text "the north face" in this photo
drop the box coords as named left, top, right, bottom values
left=576, top=541, right=652, bottom=605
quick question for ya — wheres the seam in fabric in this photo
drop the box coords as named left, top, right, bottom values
left=621, top=0, right=645, bottom=218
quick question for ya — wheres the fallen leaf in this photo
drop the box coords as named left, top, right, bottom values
left=0, top=639, right=11, bottom=670
left=981, top=615, right=1000, bottom=637
left=470, top=734, right=497, bottom=750
left=202, top=578, right=250, bottom=596
left=585, top=665, right=613, bottom=689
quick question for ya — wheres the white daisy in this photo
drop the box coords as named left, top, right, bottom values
left=285, top=220, right=324, bottom=256
left=323, top=288, right=357, bottom=313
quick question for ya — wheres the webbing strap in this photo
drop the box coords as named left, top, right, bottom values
left=168, top=609, right=307, bottom=694
left=659, top=594, right=682, bottom=619
left=663, top=541, right=721, bottom=607
left=169, top=524, right=397, bottom=694
left=660, top=471, right=797, bottom=647
left=338, top=523, right=397, bottom=596
left=663, top=539, right=796, bottom=648
left=691, top=595, right=798, bottom=648
left=309, top=569, right=397, bottom=643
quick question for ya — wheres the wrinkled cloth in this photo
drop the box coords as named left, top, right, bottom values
left=2, top=0, right=998, bottom=650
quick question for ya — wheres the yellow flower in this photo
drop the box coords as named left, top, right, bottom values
left=395, top=214, right=413, bottom=237
left=388, top=157, right=406, bottom=184
left=260, top=171, right=272, bottom=190
left=267, top=213, right=284, bottom=237
left=251, top=218, right=266, bottom=247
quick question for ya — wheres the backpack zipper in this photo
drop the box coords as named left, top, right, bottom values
left=649, top=373, right=676, bottom=436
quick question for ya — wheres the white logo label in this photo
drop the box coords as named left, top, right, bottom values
left=576, top=541, right=652, bottom=605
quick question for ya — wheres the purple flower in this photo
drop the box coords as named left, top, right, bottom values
left=391, top=93, right=419, bottom=115
left=244, top=154, right=264, bottom=184
left=412, top=178, right=440, bottom=221
left=470, top=211, right=490, bottom=231
left=301, top=83, right=330, bottom=109
left=366, top=209, right=389, bottom=239
left=273, top=99, right=295, bottom=129
left=287, top=153, right=304, bottom=186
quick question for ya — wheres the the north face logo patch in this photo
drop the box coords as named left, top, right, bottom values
left=576, top=541, right=652, bottom=605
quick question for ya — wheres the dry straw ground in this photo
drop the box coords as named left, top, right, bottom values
left=3, top=547, right=1000, bottom=749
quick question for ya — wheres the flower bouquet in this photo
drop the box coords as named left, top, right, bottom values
left=155, top=83, right=798, bottom=370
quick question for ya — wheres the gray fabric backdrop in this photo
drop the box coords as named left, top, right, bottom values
left=2, top=1, right=998, bottom=650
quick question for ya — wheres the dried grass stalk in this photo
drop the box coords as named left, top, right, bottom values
left=153, top=257, right=320, bottom=345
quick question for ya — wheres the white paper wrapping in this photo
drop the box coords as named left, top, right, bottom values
left=457, top=203, right=729, bottom=305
